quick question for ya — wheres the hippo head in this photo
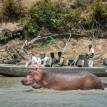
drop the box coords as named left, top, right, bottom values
left=21, top=68, right=43, bottom=86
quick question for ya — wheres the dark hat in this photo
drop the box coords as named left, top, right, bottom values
left=58, top=52, right=62, bottom=54
left=89, top=44, right=92, bottom=48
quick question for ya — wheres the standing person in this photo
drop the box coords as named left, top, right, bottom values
left=52, top=52, right=64, bottom=67
left=37, top=52, right=48, bottom=67
left=86, top=44, right=94, bottom=67
left=25, top=52, right=38, bottom=67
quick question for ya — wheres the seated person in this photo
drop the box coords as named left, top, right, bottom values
left=37, top=52, right=48, bottom=67
left=52, top=52, right=64, bottom=67
left=25, top=52, right=38, bottom=67
left=46, top=52, right=57, bottom=67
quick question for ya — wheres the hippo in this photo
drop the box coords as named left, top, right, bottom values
left=21, top=68, right=106, bottom=90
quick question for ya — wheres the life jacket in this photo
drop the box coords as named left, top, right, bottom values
left=103, top=58, right=107, bottom=65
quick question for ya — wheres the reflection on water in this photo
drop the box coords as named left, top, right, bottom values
left=0, top=75, right=107, bottom=107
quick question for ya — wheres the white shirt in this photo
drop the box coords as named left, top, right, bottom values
left=29, top=56, right=38, bottom=64
left=88, top=48, right=94, bottom=54
left=37, top=56, right=48, bottom=65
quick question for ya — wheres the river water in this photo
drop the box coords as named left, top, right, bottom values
left=0, top=75, right=107, bottom=107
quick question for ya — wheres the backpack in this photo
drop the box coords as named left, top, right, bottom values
left=77, top=59, right=84, bottom=67
left=103, top=58, right=107, bottom=65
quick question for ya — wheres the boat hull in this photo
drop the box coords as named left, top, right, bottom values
left=0, top=64, right=107, bottom=77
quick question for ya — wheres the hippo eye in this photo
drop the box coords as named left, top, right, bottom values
left=34, top=68, right=37, bottom=70
left=29, top=71, right=31, bottom=74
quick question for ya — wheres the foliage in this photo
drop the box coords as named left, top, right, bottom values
left=38, top=39, right=56, bottom=48
left=0, top=0, right=106, bottom=41
left=1, top=0, right=25, bottom=20
left=0, top=30, right=12, bottom=42
left=73, top=0, right=95, bottom=10
left=1, top=53, right=7, bottom=58
left=0, top=34, right=8, bottom=42
left=0, top=30, right=24, bottom=41
left=91, top=0, right=107, bottom=20
left=61, top=41, right=66, bottom=48
left=19, top=1, right=81, bottom=37
left=82, top=0, right=107, bottom=26
left=0, top=35, right=4, bottom=40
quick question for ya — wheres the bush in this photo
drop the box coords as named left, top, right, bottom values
left=1, top=0, right=25, bottom=21
left=1, top=0, right=105, bottom=42
left=19, top=0, right=81, bottom=37
left=82, top=0, right=107, bottom=26
left=91, top=0, right=107, bottom=20
left=73, top=0, right=95, bottom=10
left=0, top=35, right=5, bottom=41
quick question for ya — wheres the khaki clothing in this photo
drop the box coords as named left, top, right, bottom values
left=88, top=48, right=94, bottom=67
left=88, top=48, right=94, bottom=58
left=58, top=57, right=64, bottom=66
left=52, top=64, right=61, bottom=67
left=88, top=48, right=94, bottom=55
left=52, top=57, right=64, bottom=67
left=88, top=59, right=94, bottom=67
left=46, top=57, right=57, bottom=67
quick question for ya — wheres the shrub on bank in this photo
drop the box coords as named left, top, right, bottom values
left=82, top=0, right=107, bottom=26
left=0, top=0, right=25, bottom=21
left=19, top=1, right=81, bottom=37
left=0, top=0, right=106, bottom=42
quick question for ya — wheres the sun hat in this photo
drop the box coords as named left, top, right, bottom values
left=40, top=52, right=45, bottom=55
left=28, top=52, right=34, bottom=55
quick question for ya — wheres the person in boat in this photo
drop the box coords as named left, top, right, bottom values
left=37, top=52, right=48, bottom=67
left=25, top=52, right=38, bottom=67
left=46, top=52, right=57, bottom=67
left=52, top=52, right=64, bottom=67
left=86, top=44, right=94, bottom=67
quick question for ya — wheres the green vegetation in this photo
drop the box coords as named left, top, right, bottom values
left=0, top=30, right=12, bottom=42
left=0, top=0, right=25, bottom=21
left=0, top=0, right=106, bottom=41
left=61, top=41, right=66, bottom=48
left=37, top=39, right=56, bottom=48
left=83, top=0, right=107, bottom=25
left=18, top=1, right=81, bottom=37
left=91, top=0, right=107, bottom=19
left=1, top=53, right=7, bottom=58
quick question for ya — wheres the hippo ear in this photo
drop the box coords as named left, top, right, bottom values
left=34, top=68, right=37, bottom=71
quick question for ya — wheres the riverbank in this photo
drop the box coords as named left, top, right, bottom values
left=0, top=0, right=106, bottom=64
left=0, top=36, right=107, bottom=64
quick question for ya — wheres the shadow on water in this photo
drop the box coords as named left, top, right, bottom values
left=23, top=89, right=34, bottom=92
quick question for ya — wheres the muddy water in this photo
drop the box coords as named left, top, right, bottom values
left=0, top=75, right=107, bottom=107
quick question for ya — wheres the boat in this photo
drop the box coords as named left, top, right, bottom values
left=0, top=64, right=107, bottom=77
left=0, top=33, right=106, bottom=77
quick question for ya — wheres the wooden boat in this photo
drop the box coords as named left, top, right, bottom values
left=0, top=34, right=106, bottom=77
left=0, top=64, right=107, bottom=77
